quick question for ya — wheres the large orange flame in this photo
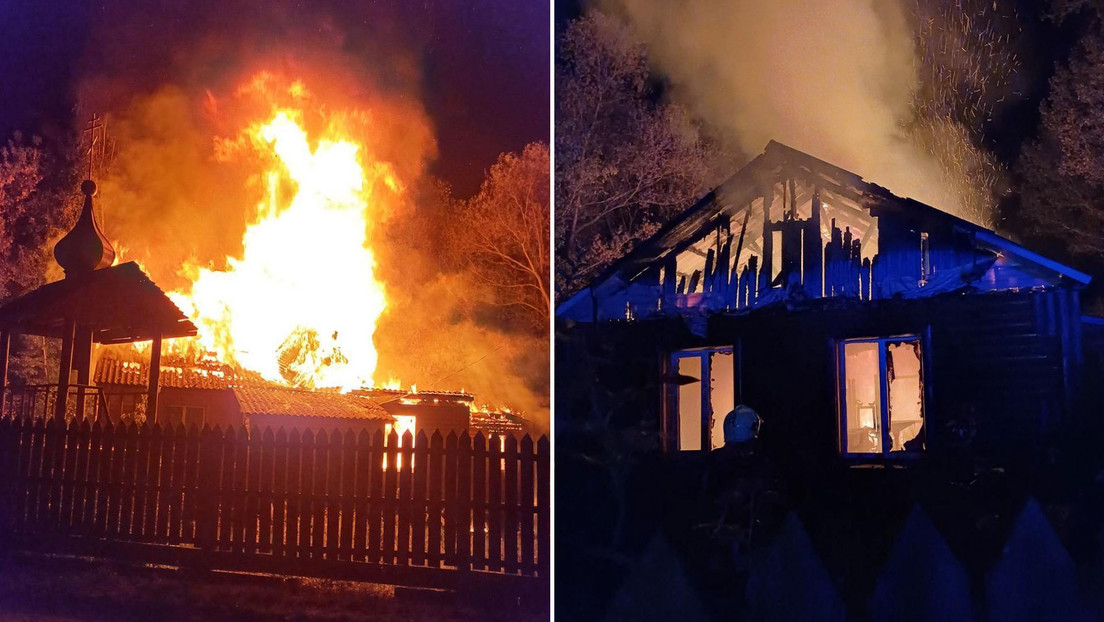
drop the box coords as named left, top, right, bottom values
left=166, top=106, right=396, bottom=391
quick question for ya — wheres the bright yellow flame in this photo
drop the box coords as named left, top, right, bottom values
left=170, top=108, right=393, bottom=391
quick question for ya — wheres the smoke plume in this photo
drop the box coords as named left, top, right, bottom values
left=603, top=0, right=1005, bottom=224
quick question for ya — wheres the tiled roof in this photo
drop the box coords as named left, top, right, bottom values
left=233, top=386, right=392, bottom=421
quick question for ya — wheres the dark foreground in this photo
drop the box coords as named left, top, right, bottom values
left=0, top=554, right=545, bottom=622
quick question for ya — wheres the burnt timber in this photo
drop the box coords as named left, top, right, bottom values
left=558, top=141, right=1094, bottom=459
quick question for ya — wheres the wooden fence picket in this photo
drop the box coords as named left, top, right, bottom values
left=195, top=425, right=221, bottom=553
left=456, top=431, right=472, bottom=571
left=271, top=427, right=288, bottom=558
left=521, top=434, right=536, bottom=572
left=155, top=424, right=176, bottom=540
left=117, top=422, right=138, bottom=537
left=339, top=430, right=356, bottom=561
left=287, top=428, right=305, bottom=560
left=427, top=431, right=444, bottom=568
left=471, top=433, right=487, bottom=571
left=325, top=429, right=342, bottom=560
left=412, top=430, right=429, bottom=566
left=384, top=429, right=400, bottom=564
left=296, top=428, right=314, bottom=560
left=0, top=418, right=547, bottom=588
left=311, top=429, right=327, bottom=560
left=537, top=435, right=550, bottom=580
left=443, top=432, right=458, bottom=565
left=352, top=429, right=371, bottom=562
left=233, top=426, right=249, bottom=553
left=28, top=419, right=46, bottom=528
left=504, top=434, right=519, bottom=574
left=180, top=423, right=200, bottom=543
left=131, top=423, right=151, bottom=538
left=245, top=426, right=262, bottom=555
left=258, top=427, right=275, bottom=555
left=46, top=419, right=64, bottom=531
left=487, top=434, right=502, bottom=572
left=397, top=431, right=413, bottom=564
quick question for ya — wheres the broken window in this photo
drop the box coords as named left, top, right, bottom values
left=839, top=337, right=924, bottom=455
left=671, top=347, right=735, bottom=451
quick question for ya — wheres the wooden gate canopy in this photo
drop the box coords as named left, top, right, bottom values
left=0, top=261, right=196, bottom=344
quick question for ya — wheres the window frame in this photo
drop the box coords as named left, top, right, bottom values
left=836, top=334, right=927, bottom=459
left=668, top=345, right=735, bottom=452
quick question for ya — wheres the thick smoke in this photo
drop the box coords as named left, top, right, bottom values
left=604, top=0, right=999, bottom=223
left=74, top=1, right=548, bottom=429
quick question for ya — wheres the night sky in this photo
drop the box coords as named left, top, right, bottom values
left=0, top=0, right=550, bottom=199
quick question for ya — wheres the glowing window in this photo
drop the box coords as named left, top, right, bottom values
left=670, top=347, right=735, bottom=451
left=384, top=415, right=417, bottom=470
left=839, top=337, right=925, bottom=455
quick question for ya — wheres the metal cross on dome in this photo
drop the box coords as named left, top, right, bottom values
left=83, top=113, right=106, bottom=181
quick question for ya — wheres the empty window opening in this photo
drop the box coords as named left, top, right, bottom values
left=161, top=405, right=205, bottom=429
left=671, top=347, right=735, bottom=451
left=839, top=337, right=924, bottom=455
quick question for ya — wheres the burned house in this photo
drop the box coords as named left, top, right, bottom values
left=558, top=141, right=1094, bottom=463
left=92, top=357, right=527, bottom=439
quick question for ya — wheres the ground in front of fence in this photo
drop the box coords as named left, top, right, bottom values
left=0, top=553, right=546, bottom=622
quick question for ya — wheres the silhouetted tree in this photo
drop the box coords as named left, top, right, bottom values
left=459, top=142, right=550, bottom=330
left=0, top=132, right=82, bottom=383
left=1016, top=28, right=1104, bottom=272
left=555, top=12, right=723, bottom=298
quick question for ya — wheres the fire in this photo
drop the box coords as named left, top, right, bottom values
left=167, top=100, right=397, bottom=391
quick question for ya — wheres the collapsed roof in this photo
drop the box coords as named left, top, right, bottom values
left=558, top=141, right=1089, bottom=324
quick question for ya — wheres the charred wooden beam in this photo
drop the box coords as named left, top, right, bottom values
left=808, top=190, right=824, bottom=298
left=759, top=192, right=774, bottom=294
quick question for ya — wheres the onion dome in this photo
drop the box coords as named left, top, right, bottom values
left=53, top=179, right=116, bottom=277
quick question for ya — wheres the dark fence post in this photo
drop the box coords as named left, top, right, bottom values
left=503, top=434, right=518, bottom=575
left=195, top=425, right=221, bottom=569
left=456, top=431, right=472, bottom=572
left=0, top=418, right=15, bottom=541
left=471, top=432, right=486, bottom=572
left=519, top=434, right=535, bottom=575
left=412, top=430, right=429, bottom=567
left=427, top=431, right=444, bottom=568
left=537, top=435, right=550, bottom=586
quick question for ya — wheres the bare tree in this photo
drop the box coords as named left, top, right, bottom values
left=460, top=142, right=550, bottom=330
left=556, top=12, right=722, bottom=298
left=1016, top=28, right=1104, bottom=268
left=0, top=132, right=82, bottom=383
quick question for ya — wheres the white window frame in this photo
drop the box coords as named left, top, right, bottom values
left=669, top=346, right=734, bottom=452
left=837, top=335, right=926, bottom=457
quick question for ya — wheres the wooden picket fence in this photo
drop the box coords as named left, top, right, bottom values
left=0, top=416, right=550, bottom=598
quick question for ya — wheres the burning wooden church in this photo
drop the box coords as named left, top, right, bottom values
left=0, top=178, right=528, bottom=441
left=558, top=141, right=1094, bottom=461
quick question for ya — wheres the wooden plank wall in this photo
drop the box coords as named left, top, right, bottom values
left=0, top=418, right=550, bottom=581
